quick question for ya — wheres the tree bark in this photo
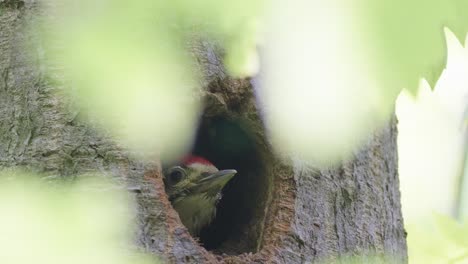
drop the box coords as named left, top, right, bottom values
left=0, top=1, right=407, bottom=263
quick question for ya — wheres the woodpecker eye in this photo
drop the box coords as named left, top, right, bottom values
left=170, top=171, right=183, bottom=183
left=167, top=166, right=186, bottom=185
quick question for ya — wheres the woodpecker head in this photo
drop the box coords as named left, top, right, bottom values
left=163, top=155, right=237, bottom=236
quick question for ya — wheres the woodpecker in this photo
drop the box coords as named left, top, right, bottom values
left=163, top=155, right=237, bottom=236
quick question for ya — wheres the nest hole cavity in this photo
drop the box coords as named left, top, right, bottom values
left=189, top=114, right=269, bottom=255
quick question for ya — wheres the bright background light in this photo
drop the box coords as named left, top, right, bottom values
left=397, top=29, right=468, bottom=263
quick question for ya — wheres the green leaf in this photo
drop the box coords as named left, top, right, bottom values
left=42, top=0, right=263, bottom=160
left=361, top=0, right=468, bottom=95
left=434, top=213, right=468, bottom=248
left=260, top=0, right=468, bottom=164
left=0, top=170, right=156, bottom=264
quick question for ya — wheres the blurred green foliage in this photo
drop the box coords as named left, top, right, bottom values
left=0, top=170, right=155, bottom=264
left=42, top=0, right=262, bottom=162
left=261, top=0, right=468, bottom=164
left=41, top=0, right=468, bottom=163
left=34, top=1, right=468, bottom=261
left=361, top=0, right=468, bottom=96
left=407, top=214, right=468, bottom=263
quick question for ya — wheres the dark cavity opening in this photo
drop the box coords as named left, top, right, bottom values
left=189, top=115, right=267, bottom=255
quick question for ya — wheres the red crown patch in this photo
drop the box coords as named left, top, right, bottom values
left=182, top=155, right=213, bottom=166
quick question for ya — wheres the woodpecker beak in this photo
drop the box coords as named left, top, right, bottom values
left=200, top=169, right=237, bottom=183
left=195, top=169, right=237, bottom=194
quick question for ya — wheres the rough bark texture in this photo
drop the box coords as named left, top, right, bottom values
left=0, top=2, right=407, bottom=263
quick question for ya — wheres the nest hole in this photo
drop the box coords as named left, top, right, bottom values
left=187, top=114, right=268, bottom=255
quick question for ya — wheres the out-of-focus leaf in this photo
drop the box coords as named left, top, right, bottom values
left=434, top=213, right=468, bottom=248
left=224, top=20, right=261, bottom=77
left=406, top=217, right=468, bottom=264
left=261, top=0, right=468, bottom=164
left=0, top=170, right=155, bottom=264
left=360, top=0, right=468, bottom=95
left=42, top=0, right=263, bottom=161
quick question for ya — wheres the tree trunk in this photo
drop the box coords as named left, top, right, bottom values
left=0, top=1, right=407, bottom=263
